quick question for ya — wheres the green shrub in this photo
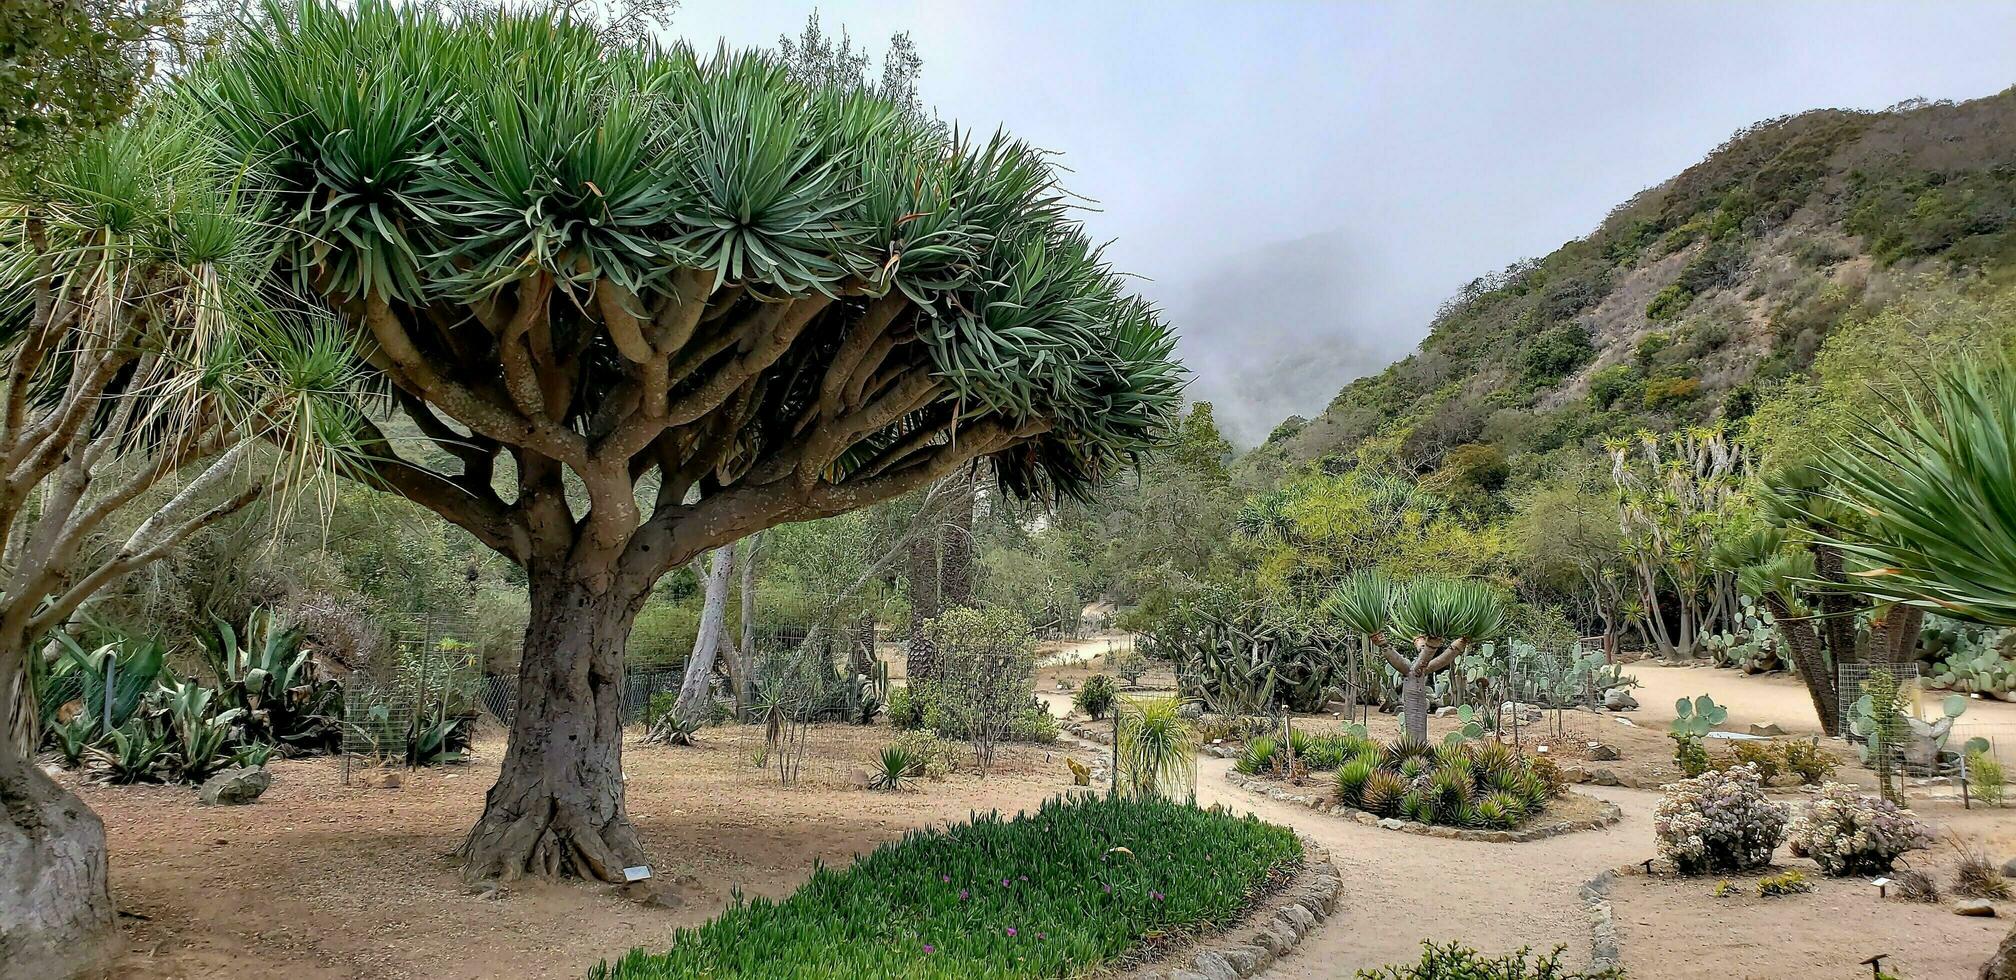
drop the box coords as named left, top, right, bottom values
left=1757, top=869, right=1813, bottom=897
left=591, top=795, right=1301, bottom=979
left=1074, top=674, right=1119, bottom=720
left=1645, top=284, right=1693, bottom=321
left=887, top=686, right=925, bottom=729
left=891, top=730, right=963, bottom=779
left=1967, top=749, right=2006, bottom=806
left=1356, top=941, right=1621, bottom=979
left=1730, top=741, right=1781, bottom=783
left=1779, top=738, right=1837, bottom=785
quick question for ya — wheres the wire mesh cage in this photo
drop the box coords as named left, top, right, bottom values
left=339, top=613, right=486, bottom=783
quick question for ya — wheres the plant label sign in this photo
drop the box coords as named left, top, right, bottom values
left=623, top=865, right=653, bottom=882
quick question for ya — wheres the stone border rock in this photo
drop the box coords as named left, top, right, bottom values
left=1579, top=869, right=1620, bottom=972
left=1222, top=770, right=1623, bottom=843
left=1116, top=834, right=1341, bottom=980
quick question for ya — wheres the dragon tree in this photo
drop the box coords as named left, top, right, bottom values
left=169, top=1, right=1183, bottom=883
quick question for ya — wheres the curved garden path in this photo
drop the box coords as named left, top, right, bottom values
left=1192, top=755, right=1657, bottom=976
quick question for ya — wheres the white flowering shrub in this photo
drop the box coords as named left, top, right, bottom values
left=1652, top=764, right=1789, bottom=875
left=1787, top=783, right=1935, bottom=875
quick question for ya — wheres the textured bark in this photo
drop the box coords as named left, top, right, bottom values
left=458, top=569, right=648, bottom=883
left=1813, top=545, right=1862, bottom=686
left=904, top=523, right=941, bottom=683
left=1399, top=673, right=1429, bottom=743
left=1764, top=595, right=1840, bottom=736
left=0, top=750, right=117, bottom=980
left=1870, top=604, right=1924, bottom=668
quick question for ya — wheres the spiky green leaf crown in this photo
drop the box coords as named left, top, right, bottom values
left=165, top=0, right=1183, bottom=501
left=1387, top=578, right=1504, bottom=643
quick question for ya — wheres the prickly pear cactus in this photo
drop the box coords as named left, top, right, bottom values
left=1670, top=694, right=1728, bottom=738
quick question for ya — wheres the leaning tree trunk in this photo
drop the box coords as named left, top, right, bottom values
left=672, top=547, right=733, bottom=726
left=1, top=747, right=118, bottom=979
left=458, top=569, right=648, bottom=883
left=1763, top=594, right=1840, bottom=736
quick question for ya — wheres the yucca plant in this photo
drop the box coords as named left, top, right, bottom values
left=868, top=745, right=919, bottom=791
left=1115, top=696, right=1198, bottom=802
left=91, top=721, right=171, bottom=785
left=1361, top=770, right=1409, bottom=816
left=1235, top=735, right=1279, bottom=775
left=1820, top=357, right=2016, bottom=625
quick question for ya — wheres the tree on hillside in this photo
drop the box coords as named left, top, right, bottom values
left=1606, top=426, right=1749, bottom=659
left=0, top=120, right=353, bottom=978
left=174, top=1, right=1182, bottom=884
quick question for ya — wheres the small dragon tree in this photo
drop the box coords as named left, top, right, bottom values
left=1331, top=572, right=1503, bottom=743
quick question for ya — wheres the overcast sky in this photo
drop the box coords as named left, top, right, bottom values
left=672, top=2, right=2016, bottom=444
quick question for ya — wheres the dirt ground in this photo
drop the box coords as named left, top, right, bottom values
left=1631, top=660, right=2016, bottom=764
left=79, top=724, right=1080, bottom=980
left=67, top=647, right=2016, bottom=980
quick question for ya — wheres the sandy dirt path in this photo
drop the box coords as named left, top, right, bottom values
left=1630, top=661, right=2016, bottom=762
left=1194, top=756, right=1652, bottom=975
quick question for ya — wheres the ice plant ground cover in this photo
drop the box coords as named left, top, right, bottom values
left=591, top=795, right=1302, bottom=979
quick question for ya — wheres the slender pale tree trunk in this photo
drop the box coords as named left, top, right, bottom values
left=726, top=533, right=760, bottom=719
left=673, top=548, right=733, bottom=725
left=458, top=566, right=649, bottom=882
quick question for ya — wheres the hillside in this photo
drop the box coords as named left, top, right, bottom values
left=1246, top=86, right=2016, bottom=481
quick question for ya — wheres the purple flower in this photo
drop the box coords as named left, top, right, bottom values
left=1150, top=890, right=1165, bottom=902
left=1036, top=932, right=1047, bottom=941
left=1101, top=883, right=1112, bottom=893
left=941, top=875, right=951, bottom=884
left=923, top=944, right=936, bottom=954
left=1006, top=927, right=1017, bottom=937
left=1001, top=878, right=1011, bottom=888
left=1018, top=875, right=1028, bottom=881
left=959, top=889, right=969, bottom=901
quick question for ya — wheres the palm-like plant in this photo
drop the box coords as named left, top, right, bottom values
left=1330, top=573, right=1503, bottom=742
left=1819, top=358, right=2016, bottom=626
left=1115, top=696, right=1197, bottom=803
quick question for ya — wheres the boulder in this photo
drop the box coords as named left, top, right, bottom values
left=197, top=766, right=270, bottom=805
left=1178, top=702, right=1205, bottom=720
left=1748, top=722, right=1787, bottom=737
left=1590, top=768, right=1622, bottom=787
left=1603, top=689, right=1639, bottom=712
left=1586, top=742, right=1620, bottom=762
left=1957, top=899, right=1999, bottom=917
left=2000, top=856, right=2016, bottom=879
left=1983, top=923, right=2016, bottom=979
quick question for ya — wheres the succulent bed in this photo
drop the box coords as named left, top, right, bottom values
left=1238, top=732, right=1565, bottom=830
left=591, top=795, right=1302, bottom=979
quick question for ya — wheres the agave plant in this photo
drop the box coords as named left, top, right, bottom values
left=91, top=721, right=171, bottom=785
left=199, top=609, right=343, bottom=751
